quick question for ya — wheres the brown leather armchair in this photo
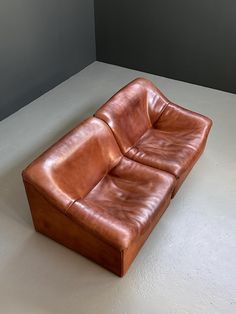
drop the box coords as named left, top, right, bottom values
left=22, top=78, right=212, bottom=276
left=23, top=117, right=175, bottom=276
left=95, top=78, right=212, bottom=196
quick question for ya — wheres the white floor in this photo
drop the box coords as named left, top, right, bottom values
left=0, top=61, right=236, bottom=314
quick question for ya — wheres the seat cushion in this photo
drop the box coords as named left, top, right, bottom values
left=67, top=157, right=175, bottom=250
left=126, top=128, right=200, bottom=178
left=126, top=103, right=212, bottom=178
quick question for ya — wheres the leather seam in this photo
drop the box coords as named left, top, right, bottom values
left=24, top=182, right=123, bottom=251
left=153, top=101, right=170, bottom=126
left=65, top=198, right=126, bottom=252
left=23, top=180, right=71, bottom=214
left=120, top=249, right=124, bottom=276
left=27, top=180, right=123, bottom=253
left=125, top=101, right=170, bottom=156
left=23, top=178, right=80, bottom=215
left=64, top=198, right=80, bottom=215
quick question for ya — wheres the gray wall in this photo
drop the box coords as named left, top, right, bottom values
left=95, top=0, right=236, bottom=94
left=0, top=0, right=96, bottom=120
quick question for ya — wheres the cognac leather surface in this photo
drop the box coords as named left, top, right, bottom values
left=23, top=78, right=212, bottom=276
left=95, top=78, right=212, bottom=180
left=67, top=157, right=175, bottom=250
left=23, top=117, right=175, bottom=252
left=22, top=117, right=122, bottom=212
left=127, top=103, right=212, bottom=178
left=95, top=78, right=170, bottom=153
left=24, top=181, right=124, bottom=276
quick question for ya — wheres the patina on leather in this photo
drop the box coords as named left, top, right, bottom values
left=95, top=78, right=212, bottom=195
left=23, top=117, right=176, bottom=276
left=23, top=78, right=212, bottom=276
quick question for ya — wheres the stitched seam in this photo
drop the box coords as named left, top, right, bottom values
left=125, top=102, right=170, bottom=156
left=23, top=180, right=71, bottom=214
left=153, top=101, right=170, bottom=126
left=120, top=249, right=125, bottom=276
left=64, top=197, right=80, bottom=215
left=23, top=177, right=82, bottom=215
left=65, top=198, right=126, bottom=251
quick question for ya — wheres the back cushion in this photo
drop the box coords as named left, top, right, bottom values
left=95, top=78, right=169, bottom=153
left=95, top=79, right=151, bottom=153
left=53, top=117, right=122, bottom=198
left=23, top=117, right=122, bottom=205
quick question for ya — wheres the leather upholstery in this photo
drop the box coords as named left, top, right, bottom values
left=95, top=78, right=169, bottom=153
left=95, top=78, right=212, bottom=193
left=127, top=103, right=212, bottom=178
left=22, top=78, right=212, bottom=276
left=23, top=116, right=175, bottom=275
left=23, top=118, right=122, bottom=211
left=68, top=157, right=175, bottom=250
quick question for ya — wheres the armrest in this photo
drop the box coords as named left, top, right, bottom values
left=66, top=199, right=133, bottom=250
left=154, top=102, right=213, bottom=135
left=22, top=159, right=75, bottom=214
left=147, top=84, right=170, bottom=125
